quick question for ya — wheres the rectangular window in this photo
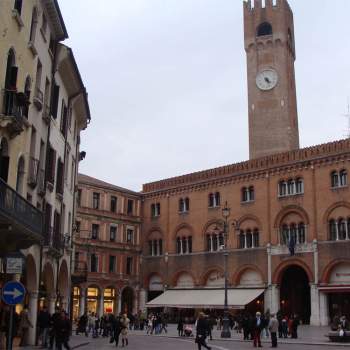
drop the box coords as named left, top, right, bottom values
left=14, top=0, right=22, bottom=15
left=90, top=254, right=98, bottom=273
left=75, top=221, right=81, bottom=233
left=127, top=199, right=134, bottom=215
left=77, top=189, right=82, bottom=207
left=91, top=224, right=99, bottom=240
left=55, top=159, right=64, bottom=195
left=92, top=192, right=100, bottom=209
left=110, top=226, right=117, bottom=242
left=41, top=13, right=47, bottom=37
left=109, top=256, right=116, bottom=273
left=126, top=257, right=133, bottom=275
left=126, top=228, right=134, bottom=244
left=46, top=146, right=56, bottom=184
left=50, top=83, right=59, bottom=119
left=60, top=100, right=68, bottom=137
left=110, top=196, right=117, bottom=212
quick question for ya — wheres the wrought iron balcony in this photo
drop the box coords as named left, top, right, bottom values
left=28, top=157, right=39, bottom=188
left=0, top=178, right=43, bottom=251
left=1, top=90, right=29, bottom=138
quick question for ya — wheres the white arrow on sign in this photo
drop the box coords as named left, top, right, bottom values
left=4, top=288, right=23, bottom=299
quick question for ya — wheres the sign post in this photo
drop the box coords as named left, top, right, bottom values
left=2, top=281, right=26, bottom=350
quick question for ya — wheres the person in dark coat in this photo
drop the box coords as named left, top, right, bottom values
left=177, top=318, right=184, bottom=336
left=290, top=315, right=299, bottom=339
left=242, top=314, right=250, bottom=340
left=76, top=313, right=88, bottom=336
left=113, top=316, right=123, bottom=347
left=38, top=306, right=51, bottom=347
left=251, top=311, right=265, bottom=348
left=55, top=311, right=71, bottom=350
left=49, top=308, right=61, bottom=349
left=195, top=312, right=211, bottom=350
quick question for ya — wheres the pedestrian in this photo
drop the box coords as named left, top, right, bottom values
left=252, top=311, right=264, bottom=348
left=87, top=312, right=95, bottom=336
left=76, top=313, right=88, bottom=336
left=290, top=315, right=299, bottom=339
left=195, top=312, right=211, bottom=350
left=268, top=313, right=279, bottom=348
left=242, top=314, right=250, bottom=340
left=18, top=307, right=33, bottom=347
left=49, top=307, right=61, bottom=349
left=206, top=315, right=213, bottom=341
left=177, top=318, right=184, bottom=336
left=120, top=313, right=130, bottom=347
left=281, top=317, right=288, bottom=338
left=113, top=315, right=123, bottom=347
left=55, top=311, right=71, bottom=350
left=160, top=314, right=167, bottom=334
left=38, top=305, right=51, bottom=347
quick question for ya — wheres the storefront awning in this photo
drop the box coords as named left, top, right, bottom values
left=146, top=288, right=264, bottom=309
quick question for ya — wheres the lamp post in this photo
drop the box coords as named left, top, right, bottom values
left=221, top=201, right=231, bottom=338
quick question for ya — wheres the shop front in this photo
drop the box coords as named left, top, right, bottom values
left=87, top=286, right=99, bottom=314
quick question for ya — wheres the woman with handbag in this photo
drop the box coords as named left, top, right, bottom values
left=195, top=313, right=211, bottom=350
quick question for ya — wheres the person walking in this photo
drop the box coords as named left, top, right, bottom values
left=177, top=318, right=184, bottom=336
left=38, top=305, right=51, bottom=347
left=290, top=315, right=299, bottom=339
left=120, top=314, right=130, bottom=347
left=195, top=312, right=211, bottom=350
left=76, top=313, right=88, bottom=336
left=18, top=307, right=33, bottom=347
left=268, top=313, right=279, bottom=348
left=252, top=311, right=264, bottom=348
left=113, top=316, right=123, bottom=347
left=55, top=311, right=71, bottom=350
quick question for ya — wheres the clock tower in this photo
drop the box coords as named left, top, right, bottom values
left=244, top=0, right=300, bottom=159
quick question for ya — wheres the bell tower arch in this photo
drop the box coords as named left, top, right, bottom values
left=244, top=0, right=299, bottom=159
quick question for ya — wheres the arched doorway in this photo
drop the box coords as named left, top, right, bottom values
left=121, top=287, right=134, bottom=315
left=280, top=265, right=310, bottom=324
left=40, top=262, right=55, bottom=313
left=57, top=260, right=69, bottom=311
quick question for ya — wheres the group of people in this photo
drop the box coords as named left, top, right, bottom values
left=76, top=312, right=130, bottom=347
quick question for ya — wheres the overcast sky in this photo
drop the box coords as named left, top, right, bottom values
left=59, top=0, right=350, bottom=191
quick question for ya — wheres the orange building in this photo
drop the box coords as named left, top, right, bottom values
left=72, top=174, right=142, bottom=319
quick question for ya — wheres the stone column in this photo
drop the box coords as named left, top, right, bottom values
left=79, top=288, right=86, bottom=316
left=118, top=290, right=122, bottom=315
left=310, top=284, right=320, bottom=326
left=28, top=291, right=39, bottom=345
left=98, top=293, right=104, bottom=317
left=264, top=284, right=279, bottom=314
left=139, top=288, right=147, bottom=312
left=48, top=293, right=56, bottom=315
left=319, top=291, right=329, bottom=326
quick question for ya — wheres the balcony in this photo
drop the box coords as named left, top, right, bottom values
left=1, top=90, right=29, bottom=138
left=27, top=157, right=39, bottom=188
left=43, top=226, right=64, bottom=256
left=72, top=260, right=88, bottom=284
left=33, top=87, right=43, bottom=110
left=0, top=178, right=43, bottom=252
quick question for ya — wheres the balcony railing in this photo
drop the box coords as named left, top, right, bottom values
left=44, top=226, right=64, bottom=252
left=0, top=177, right=43, bottom=237
left=72, top=260, right=88, bottom=284
left=28, top=157, right=39, bottom=188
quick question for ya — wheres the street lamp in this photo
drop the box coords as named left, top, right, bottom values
left=221, top=201, right=231, bottom=338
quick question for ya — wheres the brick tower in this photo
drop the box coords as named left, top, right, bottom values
left=244, top=0, right=300, bottom=159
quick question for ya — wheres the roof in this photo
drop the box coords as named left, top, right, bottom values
left=78, top=174, right=140, bottom=197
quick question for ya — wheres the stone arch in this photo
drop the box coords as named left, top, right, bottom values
left=202, top=219, right=224, bottom=237
left=200, top=267, right=224, bottom=287
left=173, top=223, right=194, bottom=239
left=172, top=270, right=196, bottom=288
left=238, top=214, right=262, bottom=230
left=144, top=272, right=164, bottom=290
left=257, top=22, right=273, bottom=37
left=25, top=254, right=38, bottom=293
left=320, top=259, right=350, bottom=284
left=272, top=259, right=313, bottom=285
left=273, top=205, right=310, bottom=228
left=233, top=264, right=265, bottom=286
left=322, top=202, right=350, bottom=225
left=146, top=226, right=164, bottom=239
left=42, top=261, right=55, bottom=295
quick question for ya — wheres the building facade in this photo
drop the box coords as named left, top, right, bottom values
left=72, top=174, right=142, bottom=320
left=0, top=0, right=90, bottom=344
left=139, top=0, right=350, bottom=326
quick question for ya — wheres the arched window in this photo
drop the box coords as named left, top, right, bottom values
left=29, top=7, right=38, bottom=43
left=214, top=192, right=220, bottom=207
left=257, top=22, right=273, bottom=37
left=249, top=186, right=255, bottom=201
left=4, top=49, right=17, bottom=116
left=179, top=198, right=184, bottom=212
left=208, top=193, right=214, bottom=207
left=16, top=156, right=25, bottom=195
left=331, top=171, right=339, bottom=188
left=340, top=169, right=348, bottom=187
left=241, top=187, right=247, bottom=202
left=296, top=178, right=304, bottom=194
left=185, top=197, right=190, bottom=211
left=239, top=231, right=245, bottom=249
left=246, top=229, right=252, bottom=248
left=298, top=223, right=306, bottom=244
left=253, top=229, right=259, bottom=247
left=279, top=181, right=287, bottom=197
left=281, top=224, right=289, bottom=245
left=287, top=179, right=295, bottom=195
left=339, top=219, right=347, bottom=240
left=177, top=236, right=192, bottom=254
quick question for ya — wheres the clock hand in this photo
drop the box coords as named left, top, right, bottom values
left=264, top=77, right=271, bottom=84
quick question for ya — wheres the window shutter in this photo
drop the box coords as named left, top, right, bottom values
left=0, top=156, right=9, bottom=183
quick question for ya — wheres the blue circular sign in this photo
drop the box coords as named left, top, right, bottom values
left=2, top=281, right=26, bottom=305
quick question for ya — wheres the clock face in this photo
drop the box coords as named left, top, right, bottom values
left=256, top=69, right=278, bottom=91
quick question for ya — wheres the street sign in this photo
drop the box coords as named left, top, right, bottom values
left=6, top=257, right=23, bottom=274
left=2, top=281, right=26, bottom=305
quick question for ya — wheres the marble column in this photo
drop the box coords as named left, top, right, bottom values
left=79, top=288, right=86, bottom=316
left=28, top=291, right=39, bottom=345
left=310, top=283, right=320, bottom=326
left=264, top=284, right=279, bottom=314
left=319, top=291, right=330, bottom=326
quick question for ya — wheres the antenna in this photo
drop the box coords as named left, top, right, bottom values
left=344, top=98, right=350, bottom=139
